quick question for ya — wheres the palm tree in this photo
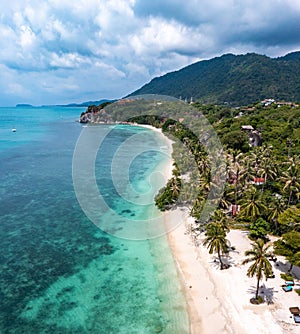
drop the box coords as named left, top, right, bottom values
left=239, top=186, right=267, bottom=223
left=249, top=148, right=262, bottom=179
left=226, top=150, right=246, bottom=205
left=203, top=222, right=229, bottom=270
left=191, top=193, right=205, bottom=218
left=258, top=157, right=277, bottom=192
left=242, top=239, right=273, bottom=302
left=267, top=197, right=286, bottom=233
left=170, top=177, right=181, bottom=197
left=281, top=160, right=300, bottom=206
left=196, top=153, right=210, bottom=176
left=210, top=209, right=230, bottom=232
left=198, top=174, right=211, bottom=194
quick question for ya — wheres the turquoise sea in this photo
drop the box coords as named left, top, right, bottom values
left=0, top=106, right=189, bottom=333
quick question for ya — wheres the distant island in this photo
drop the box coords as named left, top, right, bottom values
left=55, top=99, right=112, bottom=107
left=15, top=99, right=112, bottom=108
left=16, top=104, right=34, bottom=108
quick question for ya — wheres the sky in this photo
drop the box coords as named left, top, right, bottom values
left=1, top=0, right=300, bottom=106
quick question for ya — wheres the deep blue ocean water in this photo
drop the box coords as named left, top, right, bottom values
left=0, top=107, right=189, bottom=333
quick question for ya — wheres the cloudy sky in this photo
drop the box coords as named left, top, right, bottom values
left=1, top=0, right=300, bottom=106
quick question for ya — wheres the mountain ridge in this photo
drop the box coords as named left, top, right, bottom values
left=128, top=51, right=300, bottom=106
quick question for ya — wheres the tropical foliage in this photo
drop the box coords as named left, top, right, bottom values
left=155, top=164, right=181, bottom=211
left=273, top=231, right=300, bottom=271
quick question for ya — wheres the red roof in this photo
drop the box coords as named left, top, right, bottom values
left=252, top=177, right=265, bottom=185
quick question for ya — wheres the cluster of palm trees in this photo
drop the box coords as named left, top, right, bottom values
left=200, top=145, right=300, bottom=303
left=181, top=139, right=299, bottom=303
left=202, top=208, right=274, bottom=303
left=170, top=141, right=299, bottom=238
left=163, top=126, right=299, bottom=230
left=219, top=147, right=299, bottom=230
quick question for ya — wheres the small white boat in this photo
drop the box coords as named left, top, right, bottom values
left=11, top=128, right=17, bottom=132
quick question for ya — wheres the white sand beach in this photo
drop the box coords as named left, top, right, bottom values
left=166, top=208, right=300, bottom=334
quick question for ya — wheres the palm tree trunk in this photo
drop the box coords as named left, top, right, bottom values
left=255, top=278, right=260, bottom=300
left=274, top=219, right=278, bottom=234
left=262, top=174, right=267, bottom=192
left=218, top=249, right=224, bottom=270
left=234, top=171, right=239, bottom=205
left=288, top=189, right=292, bottom=207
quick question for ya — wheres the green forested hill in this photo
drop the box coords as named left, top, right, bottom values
left=129, top=52, right=300, bottom=106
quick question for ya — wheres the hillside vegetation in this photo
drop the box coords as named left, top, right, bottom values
left=129, top=52, right=300, bottom=106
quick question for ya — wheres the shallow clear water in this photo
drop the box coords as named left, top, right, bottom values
left=0, top=107, right=189, bottom=333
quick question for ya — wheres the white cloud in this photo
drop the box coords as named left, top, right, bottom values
left=0, top=0, right=300, bottom=105
left=13, top=11, right=25, bottom=27
left=124, top=63, right=149, bottom=80
left=7, top=82, right=28, bottom=96
left=49, top=52, right=90, bottom=68
left=19, top=25, right=37, bottom=49
left=93, top=0, right=137, bottom=40
left=0, top=64, right=34, bottom=105
left=94, top=61, right=126, bottom=78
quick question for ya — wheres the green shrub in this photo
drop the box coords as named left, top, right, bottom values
left=249, top=218, right=270, bottom=241
left=280, top=273, right=294, bottom=281
left=250, top=296, right=264, bottom=304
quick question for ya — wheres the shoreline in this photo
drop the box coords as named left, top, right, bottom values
left=139, top=123, right=300, bottom=334
left=136, top=123, right=174, bottom=180
left=140, top=123, right=218, bottom=332
left=165, top=208, right=229, bottom=334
